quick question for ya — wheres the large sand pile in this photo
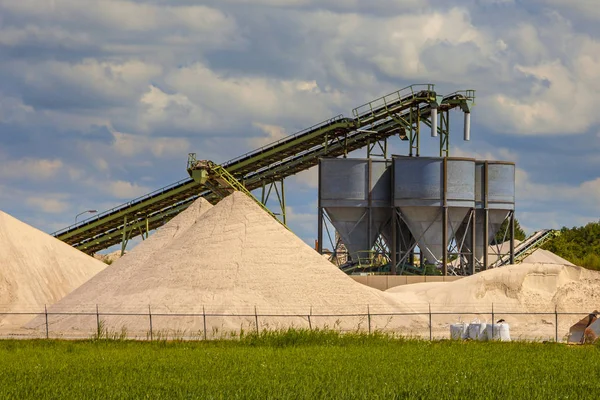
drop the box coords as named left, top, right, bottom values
left=28, top=192, right=417, bottom=338
left=0, top=211, right=106, bottom=330
left=387, top=263, right=600, bottom=340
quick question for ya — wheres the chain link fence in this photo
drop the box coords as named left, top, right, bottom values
left=0, top=304, right=592, bottom=342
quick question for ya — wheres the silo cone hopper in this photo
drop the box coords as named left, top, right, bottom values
left=325, top=207, right=388, bottom=259
left=456, top=209, right=509, bottom=260
left=399, top=206, right=471, bottom=263
left=392, top=156, right=476, bottom=266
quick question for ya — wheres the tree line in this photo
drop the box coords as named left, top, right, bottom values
left=541, top=221, right=600, bottom=271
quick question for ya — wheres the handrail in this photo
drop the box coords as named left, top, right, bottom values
left=52, top=177, right=194, bottom=236
left=223, top=114, right=348, bottom=167
left=351, top=83, right=435, bottom=120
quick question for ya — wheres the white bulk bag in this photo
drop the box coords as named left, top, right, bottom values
left=450, top=323, right=468, bottom=340
left=486, top=323, right=511, bottom=341
left=467, top=322, right=487, bottom=341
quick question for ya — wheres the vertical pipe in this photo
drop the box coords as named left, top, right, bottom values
left=442, top=158, right=448, bottom=276
left=431, top=107, right=438, bottom=137
left=509, top=211, right=515, bottom=264
left=416, top=107, right=421, bottom=157
left=464, top=112, right=471, bottom=141
left=367, top=305, right=371, bottom=334
left=409, top=107, right=414, bottom=157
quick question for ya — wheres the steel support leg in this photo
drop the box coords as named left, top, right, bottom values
left=442, top=206, right=448, bottom=276
left=470, top=209, right=476, bottom=275
left=509, top=211, right=515, bottom=264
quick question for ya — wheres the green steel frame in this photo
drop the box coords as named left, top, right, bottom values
left=53, top=85, right=475, bottom=254
left=186, top=155, right=287, bottom=228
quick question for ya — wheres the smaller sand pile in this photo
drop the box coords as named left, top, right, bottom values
left=94, top=250, right=124, bottom=264
left=387, top=263, right=600, bottom=340
left=28, top=192, right=421, bottom=339
left=0, top=211, right=106, bottom=331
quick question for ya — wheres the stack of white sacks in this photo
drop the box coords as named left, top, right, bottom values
left=450, top=320, right=511, bottom=341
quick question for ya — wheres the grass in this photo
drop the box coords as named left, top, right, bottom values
left=1, top=329, right=599, bottom=399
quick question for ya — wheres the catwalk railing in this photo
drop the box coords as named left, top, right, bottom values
left=0, top=305, right=591, bottom=343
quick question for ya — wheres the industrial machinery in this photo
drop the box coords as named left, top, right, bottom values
left=52, top=84, right=475, bottom=255
left=318, top=156, right=519, bottom=276
left=186, top=155, right=286, bottom=228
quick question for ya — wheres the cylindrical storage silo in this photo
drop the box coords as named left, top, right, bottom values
left=393, top=156, right=475, bottom=264
left=319, top=158, right=391, bottom=258
left=458, top=161, right=515, bottom=261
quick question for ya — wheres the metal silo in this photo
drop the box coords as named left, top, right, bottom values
left=456, top=160, right=516, bottom=270
left=392, top=156, right=475, bottom=274
left=318, top=158, right=391, bottom=262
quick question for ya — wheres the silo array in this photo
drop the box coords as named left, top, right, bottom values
left=317, top=156, right=516, bottom=275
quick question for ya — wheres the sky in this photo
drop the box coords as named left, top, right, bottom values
left=0, top=0, right=599, bottom=250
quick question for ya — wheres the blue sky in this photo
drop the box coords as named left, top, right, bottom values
left=0, top=0, right=598, bottom=249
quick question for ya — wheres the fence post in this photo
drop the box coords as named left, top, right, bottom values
left=254, top=306, right=259, bottom=333
left=429, top=303, right=432, bottom=341
left=96, top=304, right=101, bottom=339
left=491, top=303, right=495, bottom=340
left=367, top=305, right=371, bottom=334
left=44, top=304, right=49, bottom=339
left=308, top=306, right=312, bottom=331
left=203, top=306, right=207, bottom=341
left=555, top=305, right=558, bottom=343
left=148, top=305, right=153, bottom=341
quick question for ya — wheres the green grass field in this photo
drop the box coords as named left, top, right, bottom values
left=1, top=330, right=599, bottom=399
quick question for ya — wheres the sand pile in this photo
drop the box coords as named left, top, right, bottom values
left=387, top=263, right=600, bottom=340
left=28, top=192, right=416, bottom=338
left=0, top=211, right=106, bottom=330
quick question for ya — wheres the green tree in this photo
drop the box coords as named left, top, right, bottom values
left=542, top=221, right=600, bottom=270
left=493, top=217, right=526, bottom=244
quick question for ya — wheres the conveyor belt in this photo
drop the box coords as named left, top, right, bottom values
left=53, top=85, right=474, bottom=253
left=491, top=229, right=559, bottom=267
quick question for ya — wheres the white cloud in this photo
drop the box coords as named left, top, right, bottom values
left=106, top=180, right=151, bottom=199
left=291, top=166, right=319, bottom=189
left=0, top=0, right=237, bottom=35
left=162, top=63, right=346, bottom=129
left=136, top=85, right=215, bottom=133
left=535, top=0, right=600, bottom=21
left=11, top=59, right=163, bottom=109
left=26, top=196, right=70, bottom=214
left=0, top=157, right=63, bottom=180
left=113, top=131, right=190, bottom=158
left=248, top=123, right=288, bottom=148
